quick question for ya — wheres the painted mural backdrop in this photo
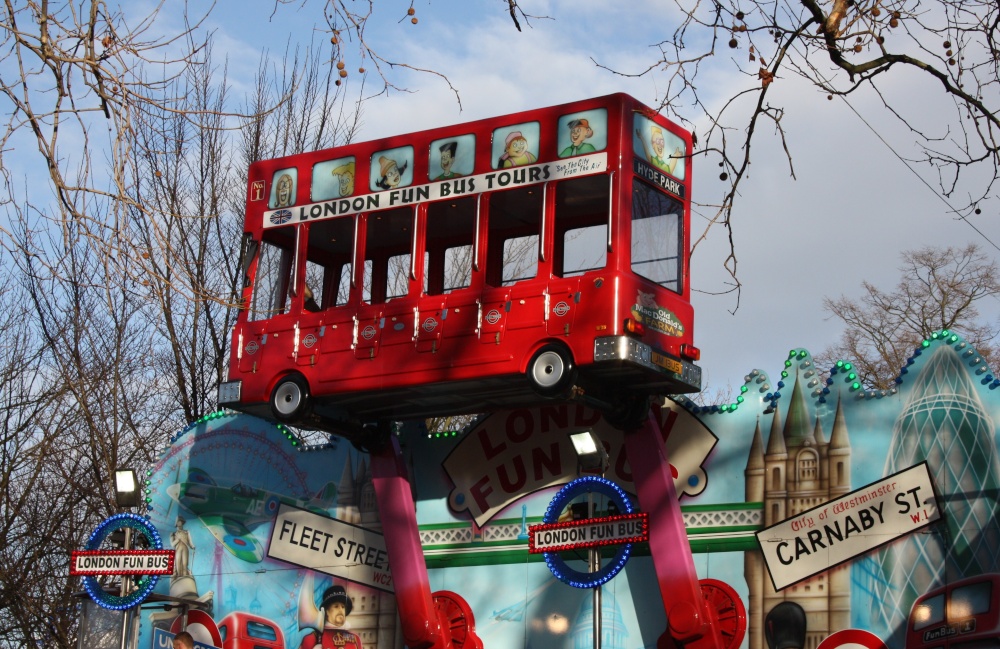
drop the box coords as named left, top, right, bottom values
left=138, top=331, right=1000, bottom=649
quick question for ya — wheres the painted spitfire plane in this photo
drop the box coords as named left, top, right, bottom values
left=167, top=467, right=338, bottom=563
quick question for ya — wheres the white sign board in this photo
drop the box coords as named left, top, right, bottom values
left=756, top=462, right=940, bottom=590
left=267, top=503, right=393, bottom=592
left=529, top=513, right=648, bottom=553
left=70, top=550, right=174, bottom=576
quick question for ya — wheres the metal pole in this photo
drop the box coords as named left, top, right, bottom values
left=589, top=493, right=601, bottom=649
left=119, top=527, right=133, bottom=649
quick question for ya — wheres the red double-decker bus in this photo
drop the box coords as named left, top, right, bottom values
left=218, top=93, right=701, bottom=438
left=907, top=574, right=1000, bottom=649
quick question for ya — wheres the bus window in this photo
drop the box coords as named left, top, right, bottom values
left=249, top=228, right=295, bottom=321
left=912, top=593, right=945, bottom=631
left=555, top=175, right=609, bottom=277
left=424, top=196, right=477, bottom=295
left=951, top=580, right=992, bottom=618
left=631, top=179, right=683, bottom=292
left=487, top=186, right=543, bottom=287
left=363, top=207, right=415, bottom=304
left=305, top=217, right=355, bottom=309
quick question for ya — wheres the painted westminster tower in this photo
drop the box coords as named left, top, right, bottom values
left=745, top=373, right=853, bottom=649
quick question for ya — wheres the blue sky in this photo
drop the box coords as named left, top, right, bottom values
left=208, top=0, right=1000, bottom=395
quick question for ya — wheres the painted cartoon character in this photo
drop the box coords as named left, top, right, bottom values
left=637, top=126, right=683, bottom=175
left=559, top=118, right=597, bottom=158
left=299, top=585, right=362, bottom=649
left=331, top=161, right=355, bottom=197
left=498, top=131, right=536, bottom=168
left=375, top=155, right=407, bottom=190
left=435, top=141, right=460, bottom=180
left=273, top=173, right=294, bottom=207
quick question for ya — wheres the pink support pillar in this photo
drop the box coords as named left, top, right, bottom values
left=623, top=411, right=724, bottom=649
left=370, top=435, right=449, bottom=649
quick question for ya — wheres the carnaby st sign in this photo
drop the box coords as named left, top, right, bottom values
left=756, top=462, right=940, bottom=590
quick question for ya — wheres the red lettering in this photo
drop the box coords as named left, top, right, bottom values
left=506, top=409, right=533, bottom=443
left=478, top=428, right=506, bottom=461
left=539, top=405, right=568, bottom=433
left=574, top=404, right=602, bottom=426
left=469, top=474, right=495, bottom=513
left=531, top=442, right=562, bottom=481
left=497, top=456, right=527, bottom=492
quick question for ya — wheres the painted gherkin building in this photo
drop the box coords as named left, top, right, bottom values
left=863, top=343, right=1000, bottom=644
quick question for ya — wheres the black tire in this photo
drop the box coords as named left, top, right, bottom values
left=526, top=344, right=577, bottom=397
left=270, top=374, right=312, bottom=423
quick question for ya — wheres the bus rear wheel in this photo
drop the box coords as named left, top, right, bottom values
left=526, top=344, right=576, bottom=397
left=270, top=374, right=312, bottom=423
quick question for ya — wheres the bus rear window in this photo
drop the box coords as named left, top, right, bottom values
left=250, top=228, right=295, bottom=320
left=631, top=180, right=682, bottom=292
left=306, top=217, right=355, bottom=309
left=363, top=207, right=415, bottom=304
left=487, top=186, right=542, bottom=287
left=913, top=594, right=945, bottom=631
left=425, top=196, right=477, bottom=295
left=555, top=175, right=609, bottom=277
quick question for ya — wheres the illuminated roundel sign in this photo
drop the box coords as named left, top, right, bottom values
left=78, top=513, right=167, bottom=610
left=530, top=476, right=647, bottom=589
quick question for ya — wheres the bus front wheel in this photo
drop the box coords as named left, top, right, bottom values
left=526, top=344, right=576, bottom=397
left=270, top=374, right=312, bottom=423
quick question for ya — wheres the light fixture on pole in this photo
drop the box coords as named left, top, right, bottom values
left=567, top=430, right=609, bottom=649
left=568, top=430, right=609, bottom=475
left=113, top=468, right=141, bottom=649
left=114, top=468, right=140, bottom=509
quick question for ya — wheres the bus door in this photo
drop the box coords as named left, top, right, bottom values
left=546, top=175, right=612, bottom=338
left=480, top=186, right=545, bottom=346
left=417, top=197, right=479, bottom=354
left=239, top=227, right=297, bottom=374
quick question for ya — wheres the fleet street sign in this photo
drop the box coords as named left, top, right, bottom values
left=267, top=503, right=393, bottom=592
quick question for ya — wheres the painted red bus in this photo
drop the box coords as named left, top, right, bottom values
left=907, top=574, right=1000, bottom=649
left=218, top=611, right=285, bottom=649
left=217, top=93, right=701, bottom=437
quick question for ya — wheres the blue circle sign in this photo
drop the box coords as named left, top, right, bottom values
left=538, top=476, right=638, bottom=588
left=82, top=513, right=164, bottom=610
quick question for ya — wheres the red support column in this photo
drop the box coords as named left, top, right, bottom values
left=370, top=435, right=449, bottom=649
left=623, top=411, right=724, bottom=649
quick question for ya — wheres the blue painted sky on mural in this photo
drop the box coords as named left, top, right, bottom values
left=203, top=0, right=1000, bottom=394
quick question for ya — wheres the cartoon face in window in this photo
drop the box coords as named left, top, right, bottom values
left=271, top=170, right=296, bottom=208
left=557, top=108, right=607, bottom=158
left=376, top=156, right=406, bottom=190
left=633, top=115, right=686, bottom=179
left=430, top=134, right=475, bottom=181
left=370, top=146, right=414, bottom=192
left=492, top=122, right=540, bottom=170
left=332, top=161, right=355, bottom=197
left=312, top=157, right=355, bottom=201
left=501, top=132, right=535, bottom=168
